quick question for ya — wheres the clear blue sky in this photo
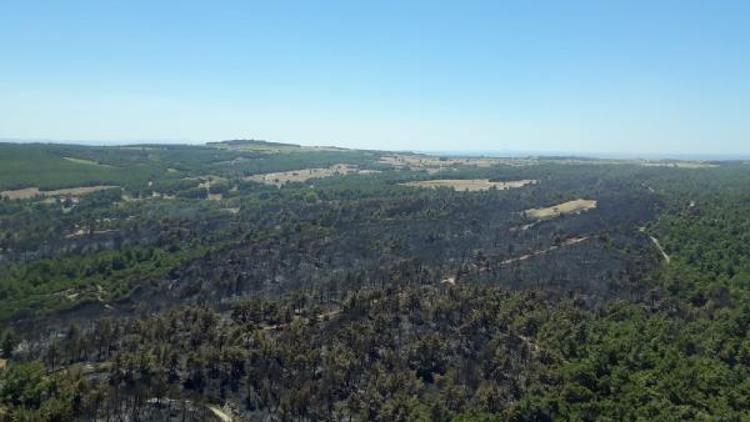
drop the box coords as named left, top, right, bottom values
left=1, top=1, right=748, bottom=155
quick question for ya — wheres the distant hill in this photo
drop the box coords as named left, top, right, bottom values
left=210, top=139, right=301, bottom=148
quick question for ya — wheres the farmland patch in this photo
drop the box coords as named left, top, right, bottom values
left=245, top=164, right=378, bottom=186
left=525, top=199, right=597, bottom=219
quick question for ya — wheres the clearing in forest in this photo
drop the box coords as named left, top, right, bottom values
left=1, top=185, right=119, bottom=200
left=525, top=199, right=597, bottom=219
left=63, top=157, right=112, bottom=167
left=245, top=164, right=379, bottom=186
left=401, top=179, right=537, bottom=192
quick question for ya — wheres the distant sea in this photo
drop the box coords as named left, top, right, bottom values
left=416, top=150, right=750, bottom=161
left=0, top=138, right=200, bottom=146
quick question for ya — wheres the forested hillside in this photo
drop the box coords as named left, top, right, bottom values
left=1, top=141, right=749, bottom=420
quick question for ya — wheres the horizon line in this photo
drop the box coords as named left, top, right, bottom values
left=1, top=137, right=748, bottom=161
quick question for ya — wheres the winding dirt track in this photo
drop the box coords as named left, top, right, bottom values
left=208, top=405, right=232, bottom=422
left=649, top=236, right=671, bottom=264
left=500, top=237, right=590, bottom=266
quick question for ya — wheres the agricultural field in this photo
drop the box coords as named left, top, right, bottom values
left=400, top=178, right=536, bottom=191
left=524, top=198, right=597, bottom=219
left=244, top=164, right=378, bottom=186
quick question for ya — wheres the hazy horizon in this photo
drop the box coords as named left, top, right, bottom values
left=2, top=1, right=749, bottom=155
left=3, top=137, right=749, bottom=161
